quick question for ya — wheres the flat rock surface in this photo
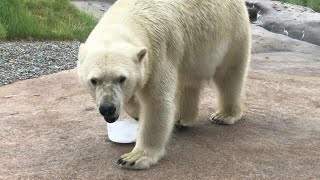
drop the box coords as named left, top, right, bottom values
left=1, top=24, right=320, bottom=179
left=1, top=1, right=320, bottom=179
left=71, top=0, right=115, bottom=18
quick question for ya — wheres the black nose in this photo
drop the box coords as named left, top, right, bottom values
left=99, top=103, right=116, bottom=117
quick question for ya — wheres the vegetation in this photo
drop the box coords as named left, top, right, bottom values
left=0, top=0, right=318, bottom=41
left=0, top=0, right=97, bottom=41
left=279, top=0, right=320, bottom=12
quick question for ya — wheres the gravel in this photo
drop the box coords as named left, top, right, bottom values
left=0, top=41, right=80, bottom=86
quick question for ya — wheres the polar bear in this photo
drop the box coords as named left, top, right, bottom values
left=77, top=0, right=251, bottom=169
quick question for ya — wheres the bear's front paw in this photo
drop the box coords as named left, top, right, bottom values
left=210, top=112, right=242, bottom=125
left=117, top=148, right=164, bottom=169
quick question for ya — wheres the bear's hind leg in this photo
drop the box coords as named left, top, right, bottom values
left=211, top=50, right=249, bottom=125
left=175, top=81, right=201, bottom=128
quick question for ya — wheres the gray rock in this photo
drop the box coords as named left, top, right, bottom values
left=71, top=0, right=115, bottom=18
left=246, top=0, right=320, bottom=46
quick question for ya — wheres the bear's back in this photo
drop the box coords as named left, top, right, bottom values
left=102, top=0, right=250, bottom=69
left=124, top=0, right=248, bottom=40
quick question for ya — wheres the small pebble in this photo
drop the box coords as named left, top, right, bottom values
left=9, top=112, right=19, bottom=115
left=84, top=104, right=95, bottom=111
left=56, top=97, right=67, bottom=101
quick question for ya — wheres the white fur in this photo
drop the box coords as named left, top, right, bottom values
left=77, top=0, right=251, bottom=169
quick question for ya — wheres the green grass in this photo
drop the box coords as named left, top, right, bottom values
left=0, top=23, right=6, bottom=39
left=0, top=0, right=97, bottom=41
left=279, top=0, right=320, bottom=12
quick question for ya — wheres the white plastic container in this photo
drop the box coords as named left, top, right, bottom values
left=107, top=119, right=139, bottom=143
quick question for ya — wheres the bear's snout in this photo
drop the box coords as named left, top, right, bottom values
left=99, top=103, right=119, bottom=123
left=99, top=103, right=116, bottom=116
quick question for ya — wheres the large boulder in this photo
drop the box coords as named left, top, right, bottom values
left=1, top=0, right=319, bottom=179
left=246, top=0, right=320, bottom=45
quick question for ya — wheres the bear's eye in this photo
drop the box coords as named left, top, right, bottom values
left=90, top=78, right=97, bottom=86
left=118, top=76, right=127, bottom=84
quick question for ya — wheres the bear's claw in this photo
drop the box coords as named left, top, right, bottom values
left=117, top=158, right=134, bottom=166
left=118, top=149, right=164, bottom=169
left=210, top=112, right=242, bottom=125
left=175, top=119, right=195, bottom=128
left=175, top=124, right=186, bottom=131
left=175, top=121, right=189, bottom=131
left=175, top=120, right=188, bottom=131
left=211, top=118, right=225, bottom=124
left=117, top=158, right=123, bottom=164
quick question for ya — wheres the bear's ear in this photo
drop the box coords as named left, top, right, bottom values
left=78, top=43, right=87, bottom=64
left=136, top=47, right=147, bottom=62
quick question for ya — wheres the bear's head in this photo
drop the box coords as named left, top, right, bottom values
left=77, top=42, right=147, bottom=123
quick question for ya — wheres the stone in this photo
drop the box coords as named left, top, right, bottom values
left=1, top=0, right=319, bottom=179
left=1, top=24, right=319, bottom=179
left=246, top=0, right=320, bottom=45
